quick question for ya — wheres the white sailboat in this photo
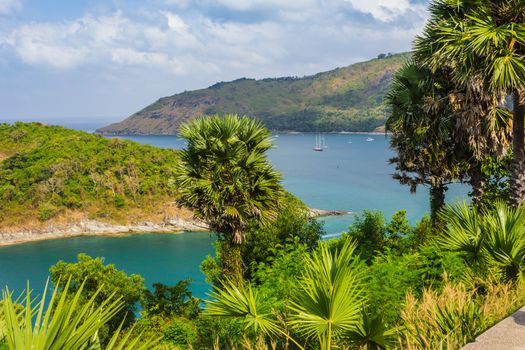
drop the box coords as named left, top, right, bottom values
left=313, top=134, right=324, bottom=151
left=348, top=137, right=352, bottom=144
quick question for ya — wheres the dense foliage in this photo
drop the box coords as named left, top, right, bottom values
left=49, top=254, right=146, bottom=343
left=413, top=0, right=524, bottom=205
left=0, top=122, right=180, bottom=227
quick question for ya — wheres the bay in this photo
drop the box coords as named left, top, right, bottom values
left=0, top=133, right=468, bottom=297
left=117, top=133, right=468, bottom=233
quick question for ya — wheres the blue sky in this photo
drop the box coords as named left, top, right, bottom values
left=0, top=0, right=429, bottom=128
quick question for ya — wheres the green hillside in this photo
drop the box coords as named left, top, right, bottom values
left=97, top=53, right=408, bottom=135
left=0, top=122, right=183, bottom=229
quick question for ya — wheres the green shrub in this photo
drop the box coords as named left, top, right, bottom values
left=142, top=280, right=200, bottom=319
left=192, top=316, right=245, bottom=349
left=114, top=194, right=126, bottom=208
left=334, top=210, right=419, bottom=262
left=38, top=204, right=60, bottom=221
left=162, top=318, right=197, bottom=346
left=366, top=247, right=466, bottom=324
left=242, top=193, right=323, bottom=278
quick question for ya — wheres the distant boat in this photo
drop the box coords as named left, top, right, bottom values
left=348, top=137, right=352, bottom=144
left=366, top=137, right=374, bottom=142
left=313, top=134, right=324, bottom=151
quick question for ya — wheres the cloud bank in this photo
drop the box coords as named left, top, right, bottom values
left=0, top=0, right=429, bottom=122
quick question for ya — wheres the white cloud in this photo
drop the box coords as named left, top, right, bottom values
left=0, top=0, right=22, bottom=15
left=163, top=12, right=187, bottom=32
left=344, top=0, right=425, bottom=22
left=4, top=13, right=129, bottom=69
left=0, top=0, right=430, bottom=74
left=0, top=10, right=291, bottom=75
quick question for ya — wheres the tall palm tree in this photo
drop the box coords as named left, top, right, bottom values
left=414, top=0, right=525, bottom=205
left=176, top=114, right=283, bottom=283
left=386, top=61, right=468, bottom=222
left=447, top=78, right=512, bottom=204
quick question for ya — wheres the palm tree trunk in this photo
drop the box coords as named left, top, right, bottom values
left=430, top=183, right=445, bottom=226
left=510, top=89, right=525, bottom=206
left=220, top=239, right=244, bottom=284
left=469, top=162, right=485, bottom=206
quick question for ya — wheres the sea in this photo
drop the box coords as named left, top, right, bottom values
left=0, top=133, right=469, bottom=298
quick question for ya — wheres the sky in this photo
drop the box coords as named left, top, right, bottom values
left=0, top=0, right=430, bottom=129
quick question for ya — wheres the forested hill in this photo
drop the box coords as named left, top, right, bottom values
left=97, top=53, right=408, bottom=135
left=0, top=122, right=182, bottom=228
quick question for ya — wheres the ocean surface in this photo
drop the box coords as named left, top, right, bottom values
left=0, top=133, right=468, bottom=297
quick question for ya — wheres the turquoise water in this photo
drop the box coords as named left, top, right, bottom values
left=0, top=133, right=468, bottom=297
left=0, top=232, right=216, bottom=297
left=117, top=134, right=468, bottom=233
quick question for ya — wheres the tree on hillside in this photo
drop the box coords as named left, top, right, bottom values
left=175, top=115, right=283, bottom=283
left=414, top=0, right=525, bottom=205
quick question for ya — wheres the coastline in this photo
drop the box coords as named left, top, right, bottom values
left=0, top=218, right=209, bottom=247
left=100, top=131, right=390, bottom=136
left=0, top=208, right=351, bottom=247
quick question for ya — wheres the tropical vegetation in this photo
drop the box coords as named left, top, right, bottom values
left=0, top=122, right=181, bottom=229
left=4, top=0, right=525, bottom=349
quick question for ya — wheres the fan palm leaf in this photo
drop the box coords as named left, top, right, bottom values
left=438, top=201, right=525, bottom=282
left=176, top=114, right=283, bottom=281
left=483, top=202, right=525, bottom=281
left=437, top=201, right=485, bottom=264
left=289, top=240, right=366, bottom=349
left=414, top=0, right=525, bottom=205
left=205, top=279, right=304, bottom=349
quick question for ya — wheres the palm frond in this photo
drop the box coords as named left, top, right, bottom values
left=288, top=239, right=366, bottom=347
left=437, top=201, right=485, bottom=263
left=2, top=279, right=159, bottom=350
left=205, top=279, right=279, bottom=336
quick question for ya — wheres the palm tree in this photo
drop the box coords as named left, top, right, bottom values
left=1, top=279, right=159, bottom=350
left=205, top=240, right=395, bottom=349
left=176, top=114, right=283, bottom=283
left=414, top=0, right=525, bottom=205
left=386, top=61, right=468, bottom=222
left=448, top=82, right=512, bottom=204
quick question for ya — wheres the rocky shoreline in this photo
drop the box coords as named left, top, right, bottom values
left=0, top=208, right=351, bottom=247
left=0, top=218, right=208, bottom=247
